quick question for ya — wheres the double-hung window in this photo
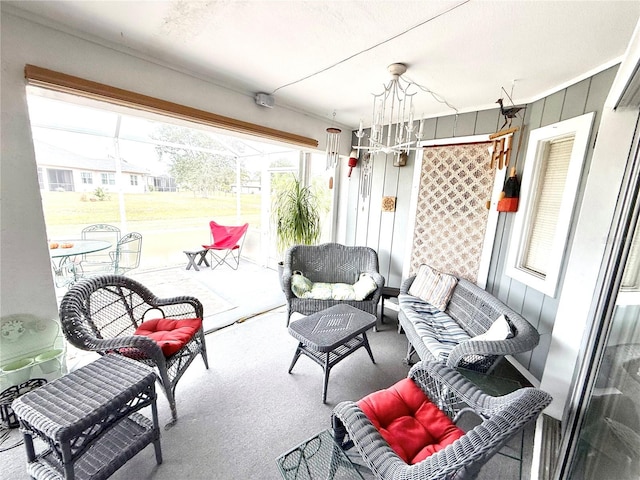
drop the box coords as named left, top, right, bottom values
left=506, top=112, right=594, bottom=297
left=101, top=173, right=115, bottom=185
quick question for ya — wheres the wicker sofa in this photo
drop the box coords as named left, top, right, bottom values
left=398, top=273, right=539, bottom=373
left=283, top=243, right=385, bottom=326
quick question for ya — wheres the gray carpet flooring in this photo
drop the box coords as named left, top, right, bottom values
left=0, top=307, right=534, bottom=480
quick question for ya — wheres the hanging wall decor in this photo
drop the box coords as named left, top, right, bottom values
left=497, top=167, right=520, bottom=212
left=488, top=126, right=518, bottom=169
left=382, top=196, right=396, bottom=212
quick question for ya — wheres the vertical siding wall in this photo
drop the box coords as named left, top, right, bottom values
left=344, top=66, right=618, bottom=381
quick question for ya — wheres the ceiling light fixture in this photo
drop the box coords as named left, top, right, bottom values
left=353, top=63, right=425, bottom=164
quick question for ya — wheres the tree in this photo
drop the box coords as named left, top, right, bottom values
left=151, top=124, right=238, bottom=197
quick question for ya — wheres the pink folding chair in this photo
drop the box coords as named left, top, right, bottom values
left=203, top=221, right=249, bottom=270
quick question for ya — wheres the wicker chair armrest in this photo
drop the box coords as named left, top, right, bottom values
left=333, top=401, right=409, bottom=479
left=282, top=263, right=295, bottom=301
left=409, top=361, right=551, bottom=418
left=400, top=276, right=416, bottom=295
left=446, top=336, right=535, bottom=370
left=144, top=294, right=204, bottom=319
left=445, top=313, right=539, bottom=370
left=409, top=361, right=495, bottom=411
left=79, top=334, right=166, bottom=366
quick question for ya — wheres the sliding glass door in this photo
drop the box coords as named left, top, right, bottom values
left=567, top=223, right=640, bottom=479
left=559, top=117, right=640, bottom=480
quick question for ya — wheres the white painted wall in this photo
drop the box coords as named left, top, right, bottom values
left=0, top=9, right=348, bottom=321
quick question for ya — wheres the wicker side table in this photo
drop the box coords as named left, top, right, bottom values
left=276, top=429, right=365, bottom=479
left=12, top=354, right=162, bottom=480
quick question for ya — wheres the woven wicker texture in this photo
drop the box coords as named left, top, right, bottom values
left=398, top=277, right=539, bottom=374
left=12, top=355, right=162, bottom=480
left=283, top=243, right=385, bottom=325
left=288, top=304, right=376, bottom=352
left=58, top=275, right=209, bottom=426
left=332, top=361, right=552, bottom=480
left=411, top=144, right=494, bottom=282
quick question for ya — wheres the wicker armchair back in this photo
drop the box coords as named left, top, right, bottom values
left=59, top=274, right=209, bottom=428
left=283, top=243, right=385, bottom=325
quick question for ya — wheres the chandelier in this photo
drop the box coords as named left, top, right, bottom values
left=353, top=63, right=425, bottom=165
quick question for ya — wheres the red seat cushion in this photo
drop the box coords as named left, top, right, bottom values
left=134, top=318, right=202, bottom=357
left=357, top=377, right=465, bottom=464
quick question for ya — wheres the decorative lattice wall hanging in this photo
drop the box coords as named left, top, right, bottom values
left=410, top=143, right=494, bottom=282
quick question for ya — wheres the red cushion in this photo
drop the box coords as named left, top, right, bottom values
left=357, top=378, right=465, bottom=464
left=134, top=318, right=202, bottom=357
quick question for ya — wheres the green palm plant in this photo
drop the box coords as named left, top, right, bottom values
left=273, top=174, right=322, bottom=255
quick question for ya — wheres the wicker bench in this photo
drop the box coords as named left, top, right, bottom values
left=282, top=243, right=385, bottom=327
left=398, top=276, right=540, bottom=373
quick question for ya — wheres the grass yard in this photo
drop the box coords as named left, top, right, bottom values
left=41, top=191, right=262, bottom=225
left=41, top=191, right=269, bottom=271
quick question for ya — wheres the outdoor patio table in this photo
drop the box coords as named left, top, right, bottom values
left=287, top=304, right=376, bottom=403
left=183, top=248, right=210, bottom=271
left=49, top=239, right=111, bottom=287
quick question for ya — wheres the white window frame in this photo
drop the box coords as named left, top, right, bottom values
left=101, top=173, right=115, bottom=185
left=506, top=112, right=595, bottom=297
left=81, top=171, right=93, bottom=184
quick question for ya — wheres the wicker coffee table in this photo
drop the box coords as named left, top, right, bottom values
left=288, top=304, right=376, bottom=403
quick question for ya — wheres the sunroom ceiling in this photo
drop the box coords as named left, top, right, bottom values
left=6, top=1, right=640, bottom=128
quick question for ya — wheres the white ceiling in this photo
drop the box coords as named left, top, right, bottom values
left=6, top=0, right=640, bottom=128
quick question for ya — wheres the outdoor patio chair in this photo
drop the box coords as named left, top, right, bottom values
left=203, top=220, right=249, bottom=270
left=76, top=232, right=142, bottom=278
left=332, top=361, right=552, bottom=480
left=80, top=223, right=121, bottom=268
left=112, top=232, right=142, bottom=274
left=59, top=274, right=209, bottom=428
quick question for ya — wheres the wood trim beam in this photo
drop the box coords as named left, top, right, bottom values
left=24, top=64, right=318, bottom=148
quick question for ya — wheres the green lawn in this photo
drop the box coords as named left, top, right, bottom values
left=42, top=191, right=262, bottom=225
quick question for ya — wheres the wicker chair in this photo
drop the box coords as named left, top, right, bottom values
left=283, top=243, right=385, bottom=326
left=59, top=275, right=209, bottom=428
left=332, top=361, right=552, bottom=480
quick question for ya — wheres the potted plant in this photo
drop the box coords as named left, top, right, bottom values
left=272, top=174, right=322, bottom=289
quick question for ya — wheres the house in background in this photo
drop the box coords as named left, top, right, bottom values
left=34, top=141, right=150, bottom=194
left=2, top=2, right=640, bottom=478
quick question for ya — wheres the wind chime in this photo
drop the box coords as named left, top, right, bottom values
left=487, top=121, right=526, bottom=212
left=488, top=126, right=518, bottom=170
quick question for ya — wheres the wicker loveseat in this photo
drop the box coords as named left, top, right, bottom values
left=283, top=243, right=385, bottom=326
left=398, top=271, right=539, bottom=373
